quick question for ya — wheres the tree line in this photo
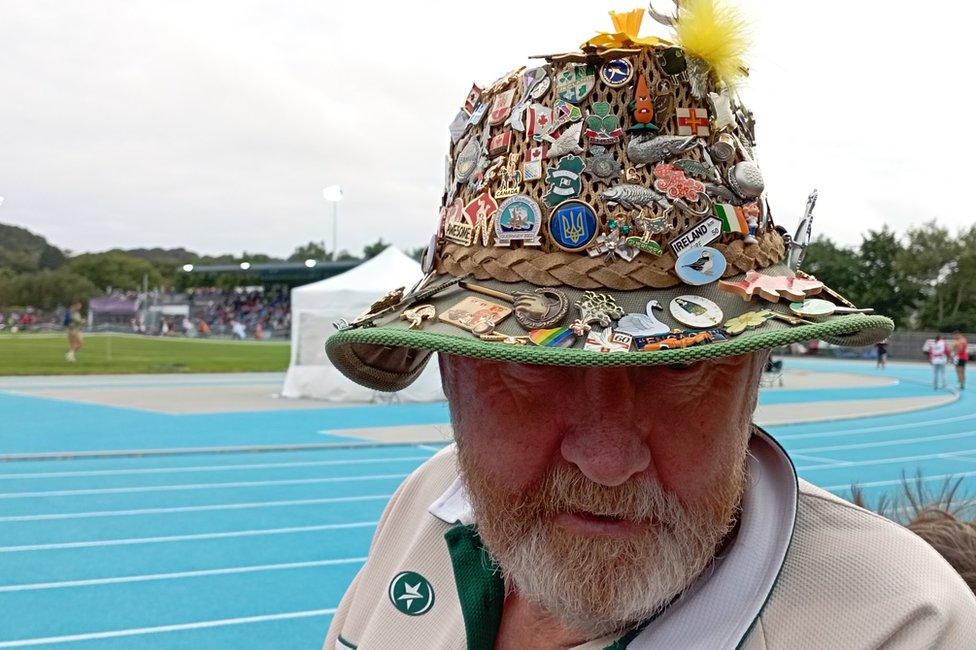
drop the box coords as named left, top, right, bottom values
left=0, top=222, right=409, bottom=310
left=803, top=221, right=976, bottom=331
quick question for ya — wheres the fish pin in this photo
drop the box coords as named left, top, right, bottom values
left=669, top=295, right=724, bottom=329
left=675, top=247, right=727, bottom=286
left=626, top=134, right=697, bottom=166
left=616, top=300, right=670, bottom=337
left=459, top=281, right=569, bottom=330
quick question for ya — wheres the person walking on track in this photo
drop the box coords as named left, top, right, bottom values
left=953, top=332, right=969, bottom=390
left=929, top=335, right=949, bottom=390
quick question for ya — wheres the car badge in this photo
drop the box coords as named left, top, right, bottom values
left=439, top=296, right=512, bottom=335
left=669, top=216, right=723, bottom=257
left=584, top=328, right=633, bottom=353
left=571, top=291, right=625, bottom=337
left=454, top=138, right=482, bottom=183
left=719, top=271, right=825, bottom=303
left=674, top=246, right=727, bottom=286
left=669, top=295, right=724, bottom=329
left=676, top=106, right=711, bottom=137
left=549, top=199, right=599, bottom=252
left=495, top=194, right=543, bottom=246
left=555, top=63, right=596, bottom=103
left=544, top=154, right=585, bottom=206
left=529, top=326, right=576, bottom=348
left=584, top=102, right=625, bottom=145
left=616, top=300, right=670, bottom=338
left=584, top=146, right=621, bottom=180
left=488, top=88, right=517, bottom=126
left=600, top=59, right=634, bottom=88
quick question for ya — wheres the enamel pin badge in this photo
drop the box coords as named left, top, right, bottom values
left=669, top=295, right=724, bottom=329
left=439, top=296, right=512, bottom=335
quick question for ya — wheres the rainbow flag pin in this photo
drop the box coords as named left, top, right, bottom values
left=529, top=327, right=575, bottom=348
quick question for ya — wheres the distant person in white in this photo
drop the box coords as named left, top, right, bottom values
left=231, top=319, right=246, bottom=340
left=929, top=334, right=949, bottom=390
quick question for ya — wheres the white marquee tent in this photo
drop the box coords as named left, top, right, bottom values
left=281, top=247, right=445, bottom=402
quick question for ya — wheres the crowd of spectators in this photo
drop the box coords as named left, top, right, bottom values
left=186, top=287, right=291, bottom=339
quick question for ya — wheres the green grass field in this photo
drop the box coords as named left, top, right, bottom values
left=0, top=333, right=290, bottom=375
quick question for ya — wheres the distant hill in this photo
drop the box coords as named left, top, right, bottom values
left=0, top=222, right=66, bottom=272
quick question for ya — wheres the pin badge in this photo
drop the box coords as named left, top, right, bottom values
left=439, top=296, right=512, bottom=335
left=464, top=191, right=499, bottom=247
left=723, top=310, right=775, bottom=336
left=709, top=133, right=736, bottom=162
left=789, top=298, right=874, bottom=320
left=459, top=281, right=568, bottom=329
left=544, top=155, right=585, bottom=206
left=443, top=199, right=474, bottom=246
left=637, top=329, right=716, bottom=351
left=584, top=328, right=633, bottom=353
left=420, top=233, right=438, bottom=274
left=401, top=304, right=436, bottom=330
left=489, top=130, right=513, bottom=156
left=467, top=102, right=489, bottom=127
left=571, top=291, right=625, bottom=337
left=626, top=134, right=696, bottom=166
left=719, top=271, right=824, bottom=303
left=584, top=146, right=621, bottom=180
left=653, top=163, right=706, bottom=203
left=669, top=216, right=724, bottom=257
left=494, top=155, right=522, bottom=200
left=600, top=59, right=635, bottom=88
left=669, top=295, right=724, bottom=329
left=545, top=122, right=584, bottom=159
left=529, top=326, right=576, bottom=348
left=588, top=226, right=638, bottom=262
left=628, top=74, right=658, bottom=133
left=549, top=199, right=600, bottom=252
left=708, top=91, right=734, bottom=131
left=478, top=332, right=531, bottom=345
left=584, top=102, right=625, bottom=145
left=727, top=161, right=765, bottom=200
left=555, top=64, right=596, bottom=103
left=616, top=300, right=670, bottom=337
left=495, top=194, right=543, bottom=246
left=656, top=47, right=687, bottom=76
left=676, top=107, right=710, bottom=137
left=488, top=89, right=517, bottom=126
left=522, top=144, right=547, bottom=182
left=449, top=110, right=470, bottom=144
left=454, top=138, right=482, bottom=183
left=464, top=84, right=482, bottom=114
left=675, top=246, right=727, bottom=285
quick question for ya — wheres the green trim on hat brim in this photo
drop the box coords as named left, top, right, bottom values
left=325, top=314, right=893, bottom=392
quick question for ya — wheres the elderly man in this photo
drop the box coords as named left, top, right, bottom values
left=324, top=5, right=976, bottom=648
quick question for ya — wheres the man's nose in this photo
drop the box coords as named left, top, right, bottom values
left=560, top=424, right=652, bottom=486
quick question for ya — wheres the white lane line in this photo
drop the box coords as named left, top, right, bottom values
left=792, top=429, right=976, bottom=454
left=795, top=448, right=976, bottom=472
left=0, top=608, right=336, bottom=647
left=0, top=557, right=366, bottom=592
left=788, top=453, right=847, bottom=467
left=0, top=493, right=392, bottom=522
left=0, top=521, right=379, bottom=553
left=947, top=454, right=976, bottom=465
left=0, top=455, right=432, bottom=480
left=0, top=473, right=408, bottom=499
left=416, top=445, right=443, bottom=452
left=825, top=470, right=976, bottom=492
left=775, top=411, right=976, bottom=442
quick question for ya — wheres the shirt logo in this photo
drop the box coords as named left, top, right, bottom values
left=388, top=571, right=435, bottom=616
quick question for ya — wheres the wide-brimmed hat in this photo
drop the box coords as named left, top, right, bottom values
left=327, top=3, right=893, bottom=392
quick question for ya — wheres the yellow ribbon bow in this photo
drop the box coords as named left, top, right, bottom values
left=583, top=9, right=671, bottom=50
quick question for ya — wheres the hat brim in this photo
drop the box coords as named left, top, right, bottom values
left=325, top=264, right=893, bottom=392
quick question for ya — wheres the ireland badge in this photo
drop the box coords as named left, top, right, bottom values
left=544, top=155, right=584, bottom=207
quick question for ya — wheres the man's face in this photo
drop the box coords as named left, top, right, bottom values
left=439, top=352, right=766, bottom=638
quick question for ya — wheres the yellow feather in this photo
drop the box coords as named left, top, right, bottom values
left=673, top=0, right=751, bottom=89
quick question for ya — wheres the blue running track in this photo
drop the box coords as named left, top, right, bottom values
left=0, top=360, right=971, bottom=648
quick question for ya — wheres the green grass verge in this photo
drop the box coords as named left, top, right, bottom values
left=0, top=333, right=290, bottom=375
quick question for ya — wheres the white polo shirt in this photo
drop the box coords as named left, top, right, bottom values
left=324, top=429, right=976, bottom=649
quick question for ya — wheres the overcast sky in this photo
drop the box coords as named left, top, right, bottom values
left=1, top=0, right=973, bottom=258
